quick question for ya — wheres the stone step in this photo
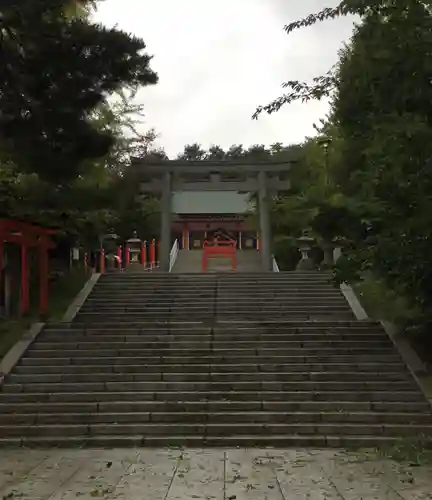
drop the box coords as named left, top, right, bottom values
left=81, top=298, right=349, bottom=306
left=23, top=346, right=396, bottom=358
left=1, top=411, right=431, bottom=426
left=76, top=311, right=354, bottom=319
left=46, top=323, right=382, bottom=331
left=98, top=273, right=332, bottom=278
left=94, top=277, right=335, bottom=282
left=88, top=295, right=346, bottom=302
left=97, top=276, right=334, bottom=282
left=42, top=331, right=385, bottom=340
left=75, top=307, right=353, bottom=314
left=77, top=305, right=351, bottom=314
left=88, top=289, right=344, bottom=295
left=1, top=400, right=428, bottom=414
left=0, top=422, right=431, bottom=439
left=0, top=434, right=424, bottom=449
left=36, top=335, right=391, bottom=345
left=99, top=272, right=333, bottom=278
left=2, top=379, right=417, bottom=394
left=91, top=287, right=341, bottom=294
left=42, top=324, right=384, bottom=334
left=74, top=316, right=358, bottom=324
left=7, top=370, right=411, bottom=384
left=77, top=303, right=352, bottom=311
left=91, top=284, right=340, bottom=291
left=0, top=390, right=425, bottom=404
left=50, top=319, right=380, bottom=328
left=45, top=321, right=381, bottom=328
left=18, top=354, right=401, bottom=366
left=74, top=312, right=356, bottom=321
left=41, top=332, right=385, bottom=342
left=31, top=340, right=393, bottom=351
left=14, top=362, right=407, bottom=375
left=103, top=272, right=330, bottom=281
left=96, top=276, right=334, bottom=283
left=91, top=285, right=342, bottom=291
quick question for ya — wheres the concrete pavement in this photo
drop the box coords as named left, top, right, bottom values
left=0, top=447, right=431, bottom=499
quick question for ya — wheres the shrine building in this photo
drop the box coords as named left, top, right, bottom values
left=171, top=191, right=259, bottom=250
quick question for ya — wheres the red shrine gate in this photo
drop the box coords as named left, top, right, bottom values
left=202, top=239, right=237, bottom=272
left=0, top=219, right=56, bottom=317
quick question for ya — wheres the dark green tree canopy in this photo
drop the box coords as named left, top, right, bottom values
left=0, top=0, right=158, bottom=183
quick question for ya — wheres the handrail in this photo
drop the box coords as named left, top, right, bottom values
left=272, top=255, right=280, bottom=272
left=169, top=239, right=179, bottom=272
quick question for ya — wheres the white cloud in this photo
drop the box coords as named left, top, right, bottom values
left=93, top=0, right=355, bottom=157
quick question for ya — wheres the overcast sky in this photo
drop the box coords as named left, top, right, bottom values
left=93, top=0, right=355, bottom=158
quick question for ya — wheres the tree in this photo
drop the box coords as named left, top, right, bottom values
left=225, top=144, right=245, bottom=160
left=252, top=0, right=421, bottom=119
left=0, top=0, right=158, bottom=184
left=253, top=0, right=432, bottom=320
left=206, top=145, right=226, bottom=160
left=177, top=143, right=207, bottom=161
left=331, top=3, right=432, bottom=315
left=90, top=91, right=167, bottom=176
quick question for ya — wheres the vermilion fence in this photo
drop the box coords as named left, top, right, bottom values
left=94, top=238, right=159, bottom=273
left=202, top=239, right=237, bottom=273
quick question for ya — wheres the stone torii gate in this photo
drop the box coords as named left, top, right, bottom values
left=127, top=159, right=293, bottom=272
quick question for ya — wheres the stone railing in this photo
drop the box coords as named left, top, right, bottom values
left=272, top=256, right=280, bottom=272
left=169, top=239, right=179, bottom=272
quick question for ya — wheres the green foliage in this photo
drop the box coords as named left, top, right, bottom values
left=253, top=71, right=337, bottom=119
left=254, top=0, right=432, bottom=328
left=353, top=276, right=420, bottom=323
left=0, top=0, right=158, bottom=183
left=0, top=266, right=90, bottom=357
left=0, top=2, right=164, bottom=247
left=177, top=143, right=207, bottom=161
left=332, top=4, right=432, bottom=319
left=272, top=235, right=301, bottom=271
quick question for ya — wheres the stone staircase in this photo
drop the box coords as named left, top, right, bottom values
left=74, top=272, right=355, bottom=322
left=0, top=272, right=431, bottom=448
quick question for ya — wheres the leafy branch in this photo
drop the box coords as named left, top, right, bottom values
left=253, top=0, right=418, bottom=119
left=253, top=71, right=337, bottom=119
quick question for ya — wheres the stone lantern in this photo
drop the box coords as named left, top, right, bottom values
left=320, top=239, right=336, bottom=268
left=126, top=231, right=142, bottom=264
left=332, top=237, right=348, bottom=263
left=296, top=232, right=316, bottom=271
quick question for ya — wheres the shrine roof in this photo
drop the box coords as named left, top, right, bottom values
left=172, top=191, right=253, bottom=215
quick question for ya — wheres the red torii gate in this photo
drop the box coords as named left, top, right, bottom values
left=0, top=219, right=56, bottom=317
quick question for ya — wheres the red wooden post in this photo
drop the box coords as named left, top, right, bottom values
left=117, top=247, right=122, bottom=268
left=21, top=243, right=30, bottom=315
left=100, top=249, right=105, bottom=274
left=150, top=239, right=156, bottom=269
left=39, top=240, right=49, bottom=317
